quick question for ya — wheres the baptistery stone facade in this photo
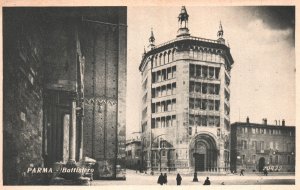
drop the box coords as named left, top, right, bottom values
left=139, top=6, right=234, bottom=173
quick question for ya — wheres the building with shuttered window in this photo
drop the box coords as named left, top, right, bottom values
left=230, top=118, right=295, bottom=172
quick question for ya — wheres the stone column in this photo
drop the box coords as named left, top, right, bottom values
left=219, top=148, right=224, bottom=172
left=69, top=100, right=77, bottom=162
left=207, top=66, right=209, bottom=79
left=78, top=112, right=83, bottom=160
left=200, top=65, right=203, bottom=78
left=214, top=67, right=216, bottom=79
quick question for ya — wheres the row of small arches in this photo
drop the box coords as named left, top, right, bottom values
left=182, top=45, right=224, bottom=54
left=146, top=46, right=225, bottom=63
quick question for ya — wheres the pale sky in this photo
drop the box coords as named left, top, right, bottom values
left=126, top=6, right=295, bottom=137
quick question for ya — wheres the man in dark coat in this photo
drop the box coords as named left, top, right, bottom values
left=176, top=173, right=182, bottom=185
left=157, top=173, right=164, bottom=185
left=240, top=169, right=245, bottom=176
left=203, top=177, right=211, bottom=185
left=163, top=173, right=168, bottom=185
left=263, top=168, right=268, bottom=176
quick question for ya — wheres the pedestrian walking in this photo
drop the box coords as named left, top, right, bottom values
left=163, top=173, right=168, bottom=185
left=240, top=169, right=245, bottom=176
left=263, top=168, right=268, bottom=176
left=157, top=173, right=164, bottom=185
left=176, top=173, right=182, bottom=185
left=203, top=177, right=211, bottom=185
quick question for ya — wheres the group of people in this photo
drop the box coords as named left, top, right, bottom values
left=240, top=168, right=269, bottom=176
left=155, top=167, right=270, bottom=185
left=157, top=173, right=169, bottom=185
left=157, top=173, right=211, bottom=185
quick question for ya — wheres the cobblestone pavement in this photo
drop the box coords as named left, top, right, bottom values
left=91, top=170, right=295, bottom=185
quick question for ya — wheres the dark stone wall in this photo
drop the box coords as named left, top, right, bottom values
left=3, top=7, right=127, bottom=184
left=116, top=11, right=127, bottom=175
left=80, top=8, right=127, bottom=178
left=3, top=9, right=45, bottom=184
left=42, top=18, right=77, bottom=87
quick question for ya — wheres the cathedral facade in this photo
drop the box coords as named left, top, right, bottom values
left=139, top=6, right=234, bottom=173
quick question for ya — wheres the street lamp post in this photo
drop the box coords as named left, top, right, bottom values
left=192, top=152, right=198, bottom=182
left=140, top=136, right=149, bottom=173
left=150, top=134, right=166, bottom=175
left=236, top=155, right=241, bottom=173
left=140, top=137, right=144, bottom=173
left=193, top=167, right=198, bottom=182
left=159, top=138, right=162, bottom=172
left=159, top=139, right=167, bottom=172
left=159, top=147, right=162, bottom=172
left=150, top=132, right=153, bottom=175
left=192, top=141, right=198, bottom=182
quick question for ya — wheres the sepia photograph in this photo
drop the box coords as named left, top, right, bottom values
left=126, top=6, right=295, bottom=185
left=1, top=2, right=297, bottom=187
left=3, top=7, right=127, bottom=185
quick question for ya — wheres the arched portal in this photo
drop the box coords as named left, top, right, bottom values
left=258, top=157, right=265, bottom=172
left=190, top=134, right=218, bottom=172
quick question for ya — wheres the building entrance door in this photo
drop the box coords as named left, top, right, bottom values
left=43, top=90, right=78, bottom=166
left=258, top=157, right=265, bottom=172
left=190, top=134, right=217, bottom=172
left=195, top=154, right=205, bottom=171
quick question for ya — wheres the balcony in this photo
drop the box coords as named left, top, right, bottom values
left=189, top=109, right=220, bottom=116
left=189, top=92, right=220, bottom=100
left=152, top=78, right=176, bottom=88
left=152, top=111, right=176, bottom=118
left=189, top=77, right=221, bottom=84
left=151, top=94, right=176, bottom=103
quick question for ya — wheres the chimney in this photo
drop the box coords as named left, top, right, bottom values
left=246, top=116, right=249, bottom=123
left=275, top=120, right=277, bottom=125
left=282, top=119, right=285, bottom=126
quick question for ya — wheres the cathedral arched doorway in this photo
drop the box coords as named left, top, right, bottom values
left=258, top=157, right=265, bottom=172
left=190, top=134, right=218, bottom=172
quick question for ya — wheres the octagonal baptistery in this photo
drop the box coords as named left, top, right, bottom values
left=139, top=6, right=234, bottom=173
